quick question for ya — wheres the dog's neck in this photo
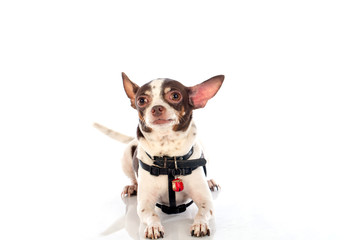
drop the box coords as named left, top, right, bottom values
left=137, top=120, right=197, bottom=157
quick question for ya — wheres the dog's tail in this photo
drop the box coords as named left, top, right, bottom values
left=93, top=122, right=134, bottom=144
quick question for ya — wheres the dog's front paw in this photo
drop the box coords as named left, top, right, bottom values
left=144, top=223, right=164, bottom=239
left=207, top=179, right=220, bottom=191
left=191, top=221, right=210, bottom=237
left=121, top=184, right=137, bottom=197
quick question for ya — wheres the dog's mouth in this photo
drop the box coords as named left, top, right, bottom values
left=152, top=119, right=175, bottom=125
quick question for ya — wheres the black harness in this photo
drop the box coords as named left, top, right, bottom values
left=139, top=147, right=207, bottom=214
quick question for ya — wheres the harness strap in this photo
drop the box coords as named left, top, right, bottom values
left=139, top=158, right=207, bottom=177
left=156, top=200, right=194, bottom=214
left=168, top=173, right=176, bottom=208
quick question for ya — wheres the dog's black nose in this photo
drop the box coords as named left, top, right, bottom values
left=151, top=105, right=166, bottom=117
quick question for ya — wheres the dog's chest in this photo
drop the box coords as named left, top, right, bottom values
left=141, top=125, right=196, bottom=156
left=150, top=135, right=182, bottom=154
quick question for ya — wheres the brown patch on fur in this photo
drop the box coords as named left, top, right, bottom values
left=138, top=112, right=145, bottom=122
left=132, top=147, right=139, bottom=176
left=137, top=106, right=151, bottom=133
left=133, top=82, right=153, bottom=135
left=180, top=105, right=185, bottom=116
left=131, top=145, right=137, bottom=157
left=210, top=210, right=213, bottom=215
left=137, top=126, right=144, bottom=139
left=137, top=122, right=152, bottom=140
left=161, top=79, right=194, bottom=132
left=141, top=209, right=145, bottom=212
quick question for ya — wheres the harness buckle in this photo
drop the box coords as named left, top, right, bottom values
left=150, top=166, right=160, bottom=176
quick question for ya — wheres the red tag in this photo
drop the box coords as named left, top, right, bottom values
left=172, top=178, right=184, bottom=192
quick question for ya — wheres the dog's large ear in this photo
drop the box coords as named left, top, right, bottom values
left=122, top=72, right=139, bottom=109
left=188, top=75, right=224, bottom=109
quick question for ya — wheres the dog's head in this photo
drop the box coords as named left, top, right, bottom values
left=122, top=73, right=224, bottom=135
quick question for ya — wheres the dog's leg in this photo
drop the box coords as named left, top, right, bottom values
left=138, top=204, right=164, bottom=239
left=198, top=144, right=221, bottom=192
left=121, top=181, right=137, bottom=197
left=121, top=141, right=138, bottom=197
left=207, top=179, right=220, bottom=191
left=191, top=199, right=213, bottom=237
left=137, top=182, right=165, bottom=239
left=188, top=176, right=214, bottom=237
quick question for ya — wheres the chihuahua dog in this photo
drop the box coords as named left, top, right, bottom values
left=94, top=72, right=224, bottom=238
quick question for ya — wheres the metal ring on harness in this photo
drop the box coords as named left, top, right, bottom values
left=171, top=168, right=182, bottom=176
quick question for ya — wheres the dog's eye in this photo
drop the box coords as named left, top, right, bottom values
left=169, top=91, right=182, bottom=102
left=137, top=96, right=149, bottom=107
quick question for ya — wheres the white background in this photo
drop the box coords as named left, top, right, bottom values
left=1, top=1, right=359, bottom=239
